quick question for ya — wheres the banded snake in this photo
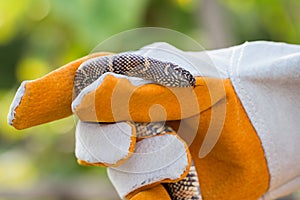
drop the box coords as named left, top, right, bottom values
left=74, top=54, right=201, bottom=200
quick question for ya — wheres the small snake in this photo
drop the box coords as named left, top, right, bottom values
left=74, top=54, right=201, bottom=200
left=74, top=54, right=195, bottom=96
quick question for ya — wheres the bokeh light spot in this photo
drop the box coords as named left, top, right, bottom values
left=27, top=0, right=51, bottom=21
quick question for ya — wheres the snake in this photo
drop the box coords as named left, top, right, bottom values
left=74, top=53, right=201, bottom=200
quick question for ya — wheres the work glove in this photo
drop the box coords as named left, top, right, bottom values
left=8, top=41, right=300, bottom=200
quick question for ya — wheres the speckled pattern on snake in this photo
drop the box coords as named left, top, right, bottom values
left=74, top=54, right=201, bottom=200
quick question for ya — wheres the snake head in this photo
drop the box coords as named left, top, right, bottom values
left=171, top=65, right=196, bottom=87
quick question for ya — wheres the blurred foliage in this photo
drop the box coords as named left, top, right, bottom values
left=0, top=0, right=300, bottom=199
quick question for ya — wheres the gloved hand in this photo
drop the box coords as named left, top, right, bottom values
left=8, top=41, right=300, bottom=200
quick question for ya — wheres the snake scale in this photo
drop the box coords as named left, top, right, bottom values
left=74, top=54, right=201, bottom=200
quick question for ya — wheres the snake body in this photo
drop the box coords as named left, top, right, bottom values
left=74, top=54, right=201, bottom=200
left=74, top=54, right=195, bottom=96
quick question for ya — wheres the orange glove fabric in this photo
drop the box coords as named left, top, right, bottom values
left=128, top=184, right=171, bottom=200
left=167, top=79, right=269, bottom=200
left=9, top=52, right=110, bottom=129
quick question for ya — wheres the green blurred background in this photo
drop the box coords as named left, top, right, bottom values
left=0, top=0, right=299, bottom=199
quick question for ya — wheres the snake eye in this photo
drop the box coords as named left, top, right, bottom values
left=173, top=65, right=184, bottom=74
left=173, top=65, right=180, bottom=70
